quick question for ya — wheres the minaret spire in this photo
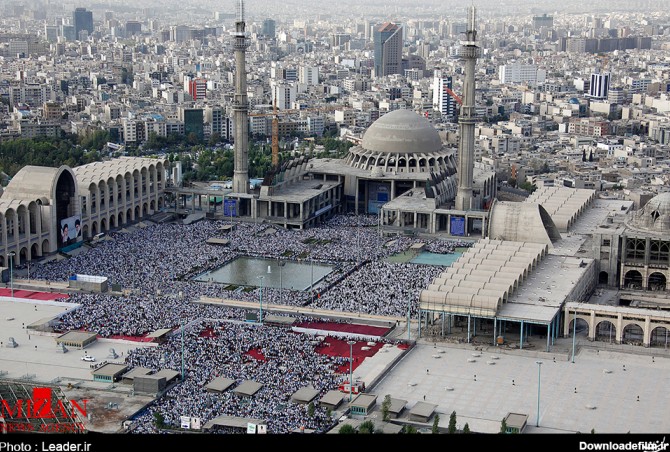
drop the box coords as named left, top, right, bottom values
left=455, top=5, right=480, bottom=211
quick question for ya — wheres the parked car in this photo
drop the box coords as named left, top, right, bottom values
left=81, top=355, right=95, bottom=362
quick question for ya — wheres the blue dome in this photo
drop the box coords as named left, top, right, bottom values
left=569, top=97, right=580, bottom=104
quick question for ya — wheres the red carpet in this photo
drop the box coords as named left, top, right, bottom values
left=0, top=288, right=68, bottom=300
left=293, top=321, right=396, bottom=373
left=246, top=348, right=266, bottom=361
left=105, top=334, right=153, bottom=342
left=315, top=337, right=385, bottom=374
left=199, top=327, right=217, bottom=338
left=295, top=321, right=391, bottom=337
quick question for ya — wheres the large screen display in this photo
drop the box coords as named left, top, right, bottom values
left=59, top=215, right=81, bottom=245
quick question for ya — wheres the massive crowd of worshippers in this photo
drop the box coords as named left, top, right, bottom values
left=27, top=213, right=471, bottom=433
left=127, top=319, right=349, bottom=433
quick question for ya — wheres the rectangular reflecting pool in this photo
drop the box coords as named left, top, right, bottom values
left=409, top=251, right=463, bottom=266
left=194, top=256, right=334, bottom=291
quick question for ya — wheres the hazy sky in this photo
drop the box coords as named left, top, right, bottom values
left=14, top=0, right=670, bottom=18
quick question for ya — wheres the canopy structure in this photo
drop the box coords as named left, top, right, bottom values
left=525, top=186, right=596, bottom=232
left=419, top=239, right=548, bottom=317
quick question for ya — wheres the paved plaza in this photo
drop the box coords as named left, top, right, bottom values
left=0, top=299, right=154, bottom=383
left=370, top=338, right=670, bottom=434
left=2, top=296, right=669, bottom=434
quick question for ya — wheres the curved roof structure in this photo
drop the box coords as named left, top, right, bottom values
left=627, top=192, right=670, bottom=232
left=361, top=109, right=443, bottom=154
left=525, top=186, right=596, bottom=232
left=2, top=165, right=61, bottom=201
left=419, top=239, right=549, bottom=317
left=488, top=200, right=561, bottom=245
left=344, top=110, right=457, bottom=177
left=73, top=157, right=165, bottom=187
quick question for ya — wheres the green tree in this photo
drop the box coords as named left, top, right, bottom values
left=582, top=149, right=587, bottom=161
left=432, top=413, right=440, bottom=434
left=381, top=394, right=392, bottom=422
left=401, top=425, right=418, bottom=434
left=208, top=132, right=221, bottom=147
left=186, top=132, right=200, bottom=145
left=153, top=411, right=165, bottom=429
left=358, top=420, right=375, bottom=434
left=589, top=150, right=594, bottom=162
left=519, top=181, right=537, bottom=193
left=79, top=130, right=110, bottom=151
left=338, top=424, right=356, bottom=434
left=448, top=411, right=457, bottom=434
left=307, top=402, right=315, bottom=417
left=500, top=417, right=508, bottom=434
left=462, top=423, right=471, bottom=434
left=507, top=177, right=517, bottom=188
left=145, top=131, right=166, bottom=150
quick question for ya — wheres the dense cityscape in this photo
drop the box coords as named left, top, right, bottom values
left=0, top=0, right=669, bottom=440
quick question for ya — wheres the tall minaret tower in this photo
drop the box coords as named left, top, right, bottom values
left=455, top=6, right=480, bottom=211
left=232, top=0, right=250, bottom=194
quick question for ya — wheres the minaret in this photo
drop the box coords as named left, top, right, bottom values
left=455, top=6, right=480, bottom=211
left=232, top=0, right=250, bottom=194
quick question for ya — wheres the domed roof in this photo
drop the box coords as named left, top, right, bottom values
left=361, top=110, right=443, bottom=154
left=645, top=192, right=670, bottom=213
left=628, top=192, right=670, bottom=232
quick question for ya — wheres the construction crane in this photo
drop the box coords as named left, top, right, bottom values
left=444, top=85, right=463, bottom=105
left=249, top=103, right=344, bottom=170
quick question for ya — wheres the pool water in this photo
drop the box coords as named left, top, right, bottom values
left=410, top=251, right=462, bottom=266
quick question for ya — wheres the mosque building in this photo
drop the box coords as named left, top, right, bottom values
left=0, top=157, right=168, bottom=265
left=228, top=108, right=496, bottom=237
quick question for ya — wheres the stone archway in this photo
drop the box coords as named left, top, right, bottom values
left=568, top=316, right=590, bottom=338
left=623, top=270, right=643, bottom=289
left=648, top=272, right=666, bottom=291
left=650, top=326, right=669, bottom=348
left=599, top=271, right=608, bottom=285
left=30, top=243, right=39, bottom=259
left=595, top=320, right=616, bottom=343
left=622, top=323, right=644, bottom=345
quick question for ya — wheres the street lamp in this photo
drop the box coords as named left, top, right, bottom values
left=277, top=258, right=284, bottom=305
left=8, top=251, right=15, bottom=298
left=257, top=276, right=265, bottom=323
left=310, top=257, right=314, bottom=303
left=377, top=210, right=381, bottom=237
left=181, top=321, right=185, bottom=382
left=536, top=361, right=543, bottom=427
left=356, top=214, right=360, bottom=265
left=407, top=301, right=411, bottom=341
left=347, top=340, right=356, bottom=402
left=571, top=307, right=577, bottom=363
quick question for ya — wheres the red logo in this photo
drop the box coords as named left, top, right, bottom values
left=0, top=387, right=88, bottom=433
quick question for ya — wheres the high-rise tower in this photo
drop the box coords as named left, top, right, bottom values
left=588, top=71, right=610, bottom=100
left=433, top=69, right=457, bottom=121
left=73, top=7, right=93, bottom=40
left=232, top=0, right=250, bottom=195
left=373, top=23, right=403, bottom=78
left=455, top=6, right=480, bottom=211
